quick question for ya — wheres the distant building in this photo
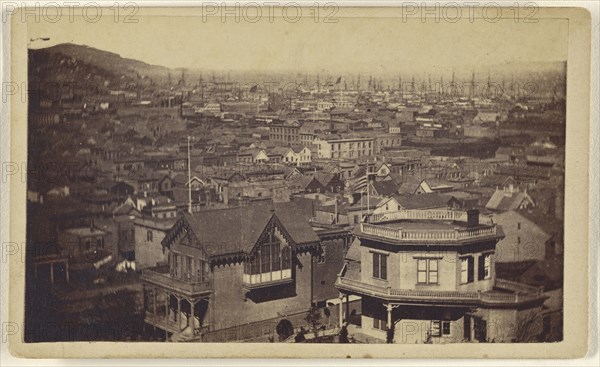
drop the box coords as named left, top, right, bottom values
left=269, top=122, right=301, bottom=146
left=485, top=185, right=535, bottom=212
left=490, top=210, right=550, bottom=263
left=57, top=224, right=113, bottom=268
left=313, top=137, right=375, bottom=159
left=134, top=217, right=176, bottom=269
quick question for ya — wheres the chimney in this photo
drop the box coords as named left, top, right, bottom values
left=467, top=209, right=479, bottom=228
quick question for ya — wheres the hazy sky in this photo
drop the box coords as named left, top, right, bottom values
left=27, top=9, right=568, bottom=73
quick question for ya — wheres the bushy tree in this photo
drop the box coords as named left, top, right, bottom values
left=276, top=319, right=294, bottom=341
left=305, top=306, right=322, bottom=339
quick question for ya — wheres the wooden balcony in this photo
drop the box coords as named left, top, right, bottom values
left=359, top=222, right=498, bottom=243
left=141, top=265, right=212, bottom=297
left=335, top=276, right=545, bottom=306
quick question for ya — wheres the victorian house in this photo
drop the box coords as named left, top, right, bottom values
left=140, top=202, right=327, bottom=341
left=335, top=209, right=547, bottom=343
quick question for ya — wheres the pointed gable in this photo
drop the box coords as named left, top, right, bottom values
left=161, top=202, right=320, bottom=261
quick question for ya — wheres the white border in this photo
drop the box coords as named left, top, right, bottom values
left=0, top=0, right=597, bottom=365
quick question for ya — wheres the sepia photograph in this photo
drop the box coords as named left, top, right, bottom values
left=3, top=3, right=593, bottom=360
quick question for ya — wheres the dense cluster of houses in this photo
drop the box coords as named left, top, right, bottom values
left=26, top=58, right=565, bottom=343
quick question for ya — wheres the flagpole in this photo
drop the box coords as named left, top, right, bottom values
left=188, top=135, right=192, bottom=214
left=366, top=158, right=370, bottom=218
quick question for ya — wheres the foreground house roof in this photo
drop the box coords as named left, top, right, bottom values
left=161, top=202, right=320, bottom=261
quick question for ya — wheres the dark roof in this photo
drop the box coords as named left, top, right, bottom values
left=371, top=180, right=398, bottom=196
left=315, top=172, right=335, bottom=186
left=393, top=192, right=448, bottom=210
left=174, top=202, right=319, bottom=257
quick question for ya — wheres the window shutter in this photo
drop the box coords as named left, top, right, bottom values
left=468, top=256, right=474, bottom=283
left=380, top=255, right=387, bottom=280
left=372, top=253, right=379, bottom=278
left=478, top=255, right=485, bottom=280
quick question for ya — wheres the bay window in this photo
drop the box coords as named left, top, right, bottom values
left=243, top=241, right=292, bottom=285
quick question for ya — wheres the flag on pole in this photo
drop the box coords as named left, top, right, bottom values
left=335, top=76, right=342, bottom=85
left=351, top=175, right=368, bottom=192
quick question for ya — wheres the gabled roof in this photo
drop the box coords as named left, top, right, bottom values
left=315, top=172, right=336, bottom=186
left=113, top=201, right=139, bottom=216
left=291, top=174, right=322, bottom=190
left=370, top=180, right=399, bottom=196
left=485, top=188, right=535, bottom=211
left=270, top=147, right=293, bottom=156
left=163, top=202, right=320, bottom=258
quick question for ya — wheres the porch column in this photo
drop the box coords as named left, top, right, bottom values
left=165, top=293, right=170, bottom=327
left=177, top=297, right=182, bottom=331
left=386, top=303, right=393, bottom=330
left=345, top=294, right=350, bottom=320
left=190, top=299, right=195, bottom=332
left=338, top=293, right=344, bottom=327
left=204, top=298, right=211, bottom=331
left=49, top=263, right=54, bottom=284
left=152, top=288, right=157, bottom=314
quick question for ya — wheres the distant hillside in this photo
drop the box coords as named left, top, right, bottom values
left=28, top=43, right=177, bottom=106
left=33, top=43, right=171, bottom=81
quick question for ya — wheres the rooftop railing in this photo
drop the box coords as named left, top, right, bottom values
left=360, top=222, right=497, bottom=242
left=369, top=209, right=493, bottom=226
left=336, top=277, right=544, bottom=305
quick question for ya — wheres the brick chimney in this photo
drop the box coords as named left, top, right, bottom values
left=467, top=209, right=479, bottom=228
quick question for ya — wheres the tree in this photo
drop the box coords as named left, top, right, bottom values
left=514, top=310, right=542, bottom=343
left=305, top=306, right=322, bottom=339
left=276, top=319, right=294, bottom=341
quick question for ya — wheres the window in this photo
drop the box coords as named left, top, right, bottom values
left=185, top=256, right=193, bottom=280
left=417, top=258, right=438, bottom=284
left=172, top=253, right=180, bottom=278
left=517, top=222, right=521, bottom=230
left=317, top=245, right=326, bottom=264
left=478, top=254, right=492, bottom=280
left=244, top=241, right=291, bottom=278
left=147, top=230, right=153, bottom=242
left=430, top=321, right=451, bottom=337
left=372, top=252, right=387, bottom=280
left=372, top=317, right=388, bottom=331
left=460, top=256, right=475, bottom=284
